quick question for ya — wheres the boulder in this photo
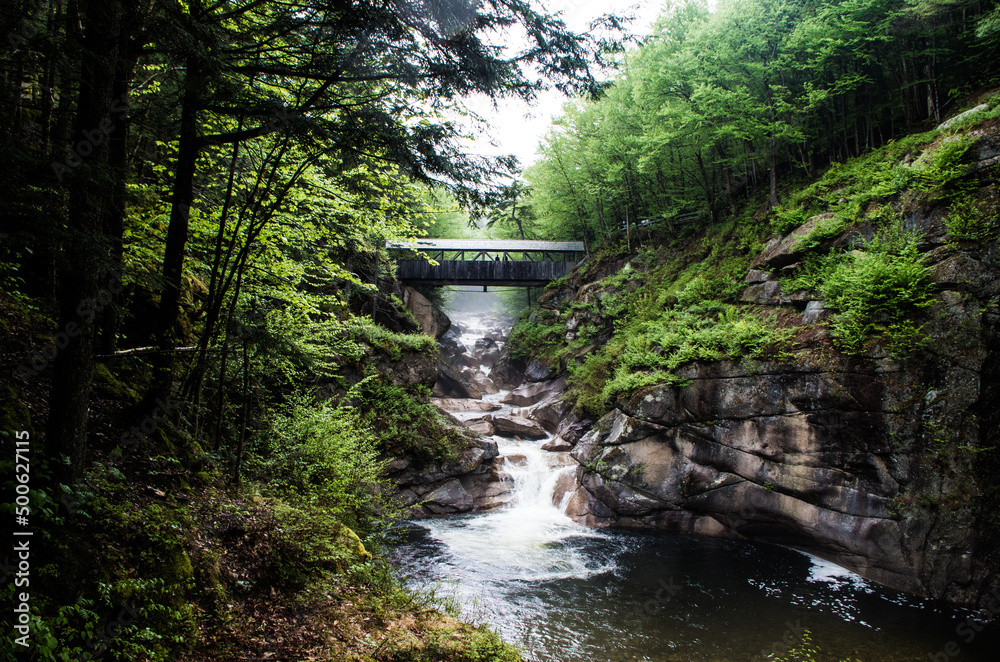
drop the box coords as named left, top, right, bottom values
left=541, top=437, right=573, bottom=452
left=438, top=328, right=468, bottom=360
left=739, top=280, right=791, bottom=305
left=461, top=462, right=514, bottom=510
left=751, top=213, right=839, bottom=269
left=492, top=415, right=548, bottom=440
left=568, top=345, right=1000, bottom=606
left=474, top=336, right=498, bottom=355
left=466, top=420, right=495, bottom=436
left=801, top=300, right=828, bottom=324
left=555, top=409, right=591, bottom=445
left=936, top=103, right=989, bottom=131
left=528, top=399, right=564, bottom=433
left=552, top=469, right=578, bottom=509
left=403, top=286, right=451, bottom=339
left=501, top=377, right=567, bottom=407
left=744, top=269, right=772, bottom=283
left=431, top=398, right=501, bottom=413
left=489, top=357, right=528, bottom=389
left=479, top=346, right=501, bottom=369
left=433, top=359, right=482, bottom=399
left=524, top=358, right=553, bottom=381
left=501, top=453, right=529, bottom=467
left=462, top=367, right=499, bottom=395
left=931, top=253, right=986, bottom=289
left=422, top=479, right=473, bottom=514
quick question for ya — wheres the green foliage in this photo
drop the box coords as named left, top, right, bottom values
left=25, top=576, right=192, bottom=662
left=913, top=136, right=974, bottom=197
left=381, top=620, right=523, bottom=662
left=772, top=207, right=811, bottom=235
left=778, top=132, right=930, bottom=239
left=792, top=215, right=852, bottom=253
left=355, top=380, right=471, bottom=464
left=506, top=319, right=563, bottom=359
left=521, top=0, right=998, bottom=246
left=819, top=216, right=935, bottom=355
left=766, top=630, right=825, bottom=661
left=780, top=252, right=845, bottom=294
left=567, top=351, right=616, bottom=418
left=596, top=304, right=791, bottom=409
left=675, top=275, right=740, bottom=307
left=251, top=393, right=385, bottom=530
left=345, top=317, right=437, bottom=361
left=945, top=194, right=997, bottom=242
left=17, top=473, right=200, bottom=662
left=269, top=500, right=373, bottom=593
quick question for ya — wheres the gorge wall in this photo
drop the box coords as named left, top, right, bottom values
left=497, top=118, right=1000, bottom=608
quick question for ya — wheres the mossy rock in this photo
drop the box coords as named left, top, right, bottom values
left=332, top=524, right=372, bottom=571
left=92, top=363, right=140, bottom=403
left=164, top=547, right=195, bottom=585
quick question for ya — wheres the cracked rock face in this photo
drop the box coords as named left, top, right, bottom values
left=549, top=152, right=1000, bottom=607
left=565, top=343, right=998, bottom=606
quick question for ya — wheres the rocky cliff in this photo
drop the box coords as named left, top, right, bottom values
left=506, top=114, right=1000, bottom=607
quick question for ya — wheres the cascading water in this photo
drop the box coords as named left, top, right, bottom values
left=392, top=305, right=999, bottom=662
left=418, top=390, right=608, bottom=583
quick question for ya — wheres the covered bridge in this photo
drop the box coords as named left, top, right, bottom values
left=387, top=239, right=585, bottom=287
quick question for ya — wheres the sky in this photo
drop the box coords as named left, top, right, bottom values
left=459, top=0, right=668, bottom=171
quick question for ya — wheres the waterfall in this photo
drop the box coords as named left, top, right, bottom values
left=422, top=390, right=606, bottom=582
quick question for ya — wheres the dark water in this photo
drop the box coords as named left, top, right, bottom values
left=391, top=523, right=999, bottom=661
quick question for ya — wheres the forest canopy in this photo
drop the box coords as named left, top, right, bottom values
left=0, top=0, right=619, bottom=483
left=520, top=0, right=1000, bottom=245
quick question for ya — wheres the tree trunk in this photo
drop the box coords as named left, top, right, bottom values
left=154, top=57, right=201, bottom=395
left=47, top=0, right=127, bottom=484
left=764, top=78, right=779, bottom=209
left=232, top=338, right=250, bottom=486
left=97, top=6, right=147, bottom=355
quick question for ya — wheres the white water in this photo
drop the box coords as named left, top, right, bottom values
left=421, top=390, right=609, bottom=584
left=392, top=307, right=1000, bottom=660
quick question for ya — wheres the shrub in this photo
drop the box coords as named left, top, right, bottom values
left=251, top=394, right=386, bottom=530
left=913, top=135, right=973, bottom=198
left=567, top=350, right=615, bottom=417
left=792, top=213, right=854, bottom=253
left=675, top=275, right=740, bottom=307
left=945, top=195, right=997, bottom=242
left=598, top=305, right=792, bottom=406
left=355, top=379, right=471, bottom=464
left=820, top=216, right=934, bottom=356
left=506, top=319, right=562, bottom=359
left=772, top=207, right=810, bottom=235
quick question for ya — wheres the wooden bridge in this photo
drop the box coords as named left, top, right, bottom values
left=387, top=239, right=585, bottom=287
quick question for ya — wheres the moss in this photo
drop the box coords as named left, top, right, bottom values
left=92, top=362, right=140, bottom=403
left=333, top=523, right=373, bottom=569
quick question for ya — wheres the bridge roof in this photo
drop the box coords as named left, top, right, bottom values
left=386, top=239, right=585, bottom=252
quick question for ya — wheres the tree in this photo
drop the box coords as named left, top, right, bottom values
left=148, top=0, right=616, bottom=392
left=487, top=180, right=537, bottom=240
left=46, top=0, right=153, bottom=483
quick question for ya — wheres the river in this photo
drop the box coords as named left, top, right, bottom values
left=390, top=303, right=998, bottom=661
